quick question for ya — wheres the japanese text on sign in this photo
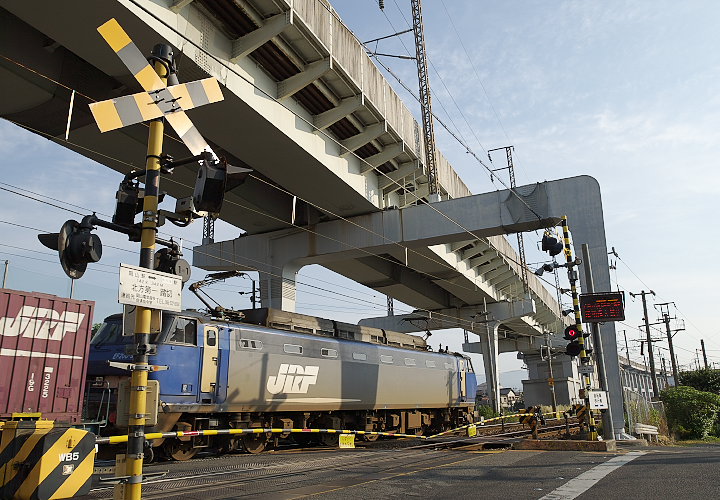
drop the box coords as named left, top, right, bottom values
left=579, top=292, right=625, bottom=322
left=589, top=390, right=609, bottom=410
left=118, top=263, right=182, bottom=312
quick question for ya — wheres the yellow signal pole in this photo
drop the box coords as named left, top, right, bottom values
left=123, top=47, right=170, bottom=500
left=560, top=216, right=598, bottom=440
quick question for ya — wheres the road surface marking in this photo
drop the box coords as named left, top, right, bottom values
left=539, top=451, right=646, bottom=500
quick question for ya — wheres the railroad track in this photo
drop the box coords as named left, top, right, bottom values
left=88, top=419, right=583, bottom=498
left=88, top=448, right=470, bottom=499
left=409, top=422, right=582, bottom=451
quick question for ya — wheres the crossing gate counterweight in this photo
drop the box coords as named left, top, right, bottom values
left=0, top=420, right=95, bottom=500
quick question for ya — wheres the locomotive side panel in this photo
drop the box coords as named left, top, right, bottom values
left=222, top=325, right=471, bottom=413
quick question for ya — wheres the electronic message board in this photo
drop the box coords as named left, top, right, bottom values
left=579, top=292, right=625, bottom=322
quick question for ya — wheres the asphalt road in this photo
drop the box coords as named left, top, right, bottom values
left=87, top=443, right=720, bottom=499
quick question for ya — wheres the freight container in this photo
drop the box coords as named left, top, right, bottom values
left=0, top=288, right=94, bottom=423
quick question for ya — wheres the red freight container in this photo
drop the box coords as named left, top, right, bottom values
left=0, top=288, right=94, bottom=423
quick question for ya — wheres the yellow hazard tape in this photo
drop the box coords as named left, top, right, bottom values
left=96, top=412, right=568, bottom=445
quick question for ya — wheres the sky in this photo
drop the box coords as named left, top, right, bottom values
left=1, top=0, right=719, bottom=388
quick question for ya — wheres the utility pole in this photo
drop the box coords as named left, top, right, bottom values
left=655, top=302, right=679, bottom=385
left=410, top=0, right=439, bottom=199
left=580, top=243, right=614, bottom=440
left=701, top=339, right=709, bottom=369
left=387, top=295, right=394, bottom=316
left=2, top=260, right=8, bottom=288
left=630, top=290, right=658, bottom=398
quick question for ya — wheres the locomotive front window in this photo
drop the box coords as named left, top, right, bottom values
left=167, top=318, right=197, bottom=345
left=90, top=320, right=123, bottom=345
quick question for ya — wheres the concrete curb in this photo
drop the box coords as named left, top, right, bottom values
left=512, top=439, right=617, bottom=452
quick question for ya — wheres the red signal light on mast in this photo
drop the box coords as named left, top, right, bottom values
left=564, top=325, right=581, bottom=340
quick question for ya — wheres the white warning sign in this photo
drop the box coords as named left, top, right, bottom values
left=118, top=263, right=182, bottom=312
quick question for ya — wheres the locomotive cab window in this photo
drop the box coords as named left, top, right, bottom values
left=284, top=344, right=303, bottom=355
left=206, top=329, right=217, bottom=347
left=167, top=318, right=197, bottom=345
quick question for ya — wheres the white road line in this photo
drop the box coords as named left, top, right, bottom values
left=539, top=451, right=646, bottom=500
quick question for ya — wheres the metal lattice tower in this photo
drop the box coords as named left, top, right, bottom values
left=488, top=146, right=528, bottom=292
left=202, top=215, right=215, bottom=245
left=410, top=0, right=438, bottom=196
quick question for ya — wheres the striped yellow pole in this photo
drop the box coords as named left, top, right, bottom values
left=122, top=50, right=171, bottom=500
left=561, top=216, right=597, bottom=440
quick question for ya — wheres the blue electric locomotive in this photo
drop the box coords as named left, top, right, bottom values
left=88, top=307, right=477, bottom=458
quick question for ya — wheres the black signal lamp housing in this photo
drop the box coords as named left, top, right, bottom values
left=541, top=233, right=564, bottom=257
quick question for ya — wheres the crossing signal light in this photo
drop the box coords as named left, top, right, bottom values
left=564, top=325, right=581, bottom=340
left=38, top=219, right=102, bottom=279
left=154, top=248, right=191, bottom=284
left=541, top=232, right=564, bottom=257
left=193, top=156, right=251, bottom=216
left=566, top=340, right=582, bottom=357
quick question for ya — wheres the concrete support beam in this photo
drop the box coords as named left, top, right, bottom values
left=379, top=161, right=420, bottom=191
left=360, top=143, right=405, bottom=173
left=230, top=12, right=293, bottom=63
left=195, top=186, right=562, bottom=274
left=400, top=185, right=429, bottom=207
left=170, top=0, right=194, bottom=13
left=277, top=58, right=332, bottom=100
left=461, top=244, right=486, bottom=260
left=313, top=95, right=365, bottom=130
left=358, top=299, right=536, bottom=333
left=340, top=122, right=387, bottom=156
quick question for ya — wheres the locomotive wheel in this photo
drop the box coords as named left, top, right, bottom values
left=164, top=440, right=198, bottom=461
left=242, top=434, right=267, bottom=454
left=144, top=446, right=156, bottom=463
left=320, top=433, right=339, bottom=447
left=363, top=434, right=379, bottom=442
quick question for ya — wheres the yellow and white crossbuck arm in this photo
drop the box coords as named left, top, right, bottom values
left=88, top=18, right=223, bottom=160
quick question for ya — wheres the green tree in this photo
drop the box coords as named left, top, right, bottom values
left=678, top=368, right=720, bottom=395
left=661, top=386, right=720, bottom=439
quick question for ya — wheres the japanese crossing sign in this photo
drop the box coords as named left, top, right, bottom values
left=119, top=263, right=182, bottom=312
left=588, top=390, right=609, bottom=410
